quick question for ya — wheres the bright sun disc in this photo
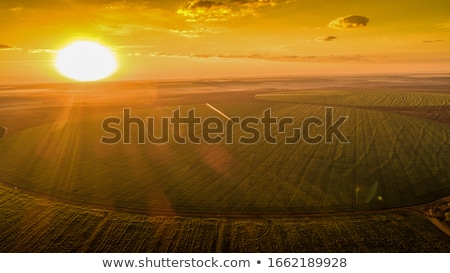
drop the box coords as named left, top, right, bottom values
left=55, top=41, right=118, bottom=81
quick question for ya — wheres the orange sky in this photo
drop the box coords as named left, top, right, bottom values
left=1, top=0, right=449, bottom=83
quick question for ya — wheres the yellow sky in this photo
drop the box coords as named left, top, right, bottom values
left=1, top=0, right=449, bottom=83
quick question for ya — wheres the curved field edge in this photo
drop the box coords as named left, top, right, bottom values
left=1, top=183, right=450, bottom=252
left=256, top=90, right=450, bottom=107
left=0, top=103, right=449, bottom=214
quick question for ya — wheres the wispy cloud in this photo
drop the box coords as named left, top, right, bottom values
left=422, top=40, right=444, bottom=43
left=28, top=49, right=57, bottom=54
left=316, top=36, right=337, bottom=42
left=169, top=24, right=226, bottom=37
left=1, top=44, right=57, bottom=54
left=169, top=27, right=214, bottom=38
left=96, top=23, right=157, bottom=36
left=328, top=15, right=369, bottom=29
left=151, top=52, right=371, bottom=63
left=231, top=0, right=277, bottom=8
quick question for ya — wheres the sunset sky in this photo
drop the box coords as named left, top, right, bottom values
left=1, top=0, right=449, bottom=83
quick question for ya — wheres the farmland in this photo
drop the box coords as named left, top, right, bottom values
left=0, top=95, right=449, bottom=213
left=1, top=183, right=450, bottom=252
left=0, top=75, right=449, bottom=252
left=256, top=90, right=450, bottom=107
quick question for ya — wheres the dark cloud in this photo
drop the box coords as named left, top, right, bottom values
left=0, top=44, right=13, bottom=49
left=329, top=15, right=369, bottom=29
left=231, top=0, right=276, bottom=4
left=177, top=0, right=287, bottom=22
left=0, top=44, right=21, bottom=50
left=187, top=0, right=224, bottom=9
left=178, top=0, right=232, bottom=22
left=422, top=40, right=444, bottom=43
left=316, top=36, right=337, bottom=42
left=230, top=0, right=279, bottom=9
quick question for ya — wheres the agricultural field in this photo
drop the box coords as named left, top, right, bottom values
left=256, top=90, right=450, bottom=107
left=0, top=75, right=449, bottom=252
left=1, top=183, right=450, bottom=252
left=0, top=92, right=449, bottom=213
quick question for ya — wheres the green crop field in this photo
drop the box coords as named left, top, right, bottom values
left=256, top=90, right=450, bottom=107
left=0, top=91, right=449, bottom=214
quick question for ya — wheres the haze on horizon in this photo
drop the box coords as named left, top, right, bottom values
left=0, top=0, right=449, bottom=83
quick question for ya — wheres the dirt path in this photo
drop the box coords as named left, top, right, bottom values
left=413, top=196, right=450, bottom=237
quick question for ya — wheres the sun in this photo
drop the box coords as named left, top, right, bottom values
left=55, top=41, right=118, bottom=82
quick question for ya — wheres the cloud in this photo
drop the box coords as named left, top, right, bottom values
left=151, top=52, right=371, bottom=63
left=0, top=44, right=58, bottom=53
left=97, top=23, right=157, bottom=36
left=316, top=36, right=337, bottom=42
left=177, top=0, right=233, bottom=22
left=0, top=45, right=59, bottom=53
left=422, top=40, right=444, bottom=43
left=177, top=0, right=289, bottom=22
left=0, top=45, right=13, bottom=49
left=0, top=44, right=22, bottom=51
left=187, top=0, right=224, bottom=9
left=231, top=0, right=277, bottom=8
left=28, top=49, right=57, bottom=54
left=169, top=28, right=202, bottom=38
left=243, top=54, right=369, bottom=63
left=169, top=27, right=211, bottom=38
left=328, top=15, right=369, bottom=29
